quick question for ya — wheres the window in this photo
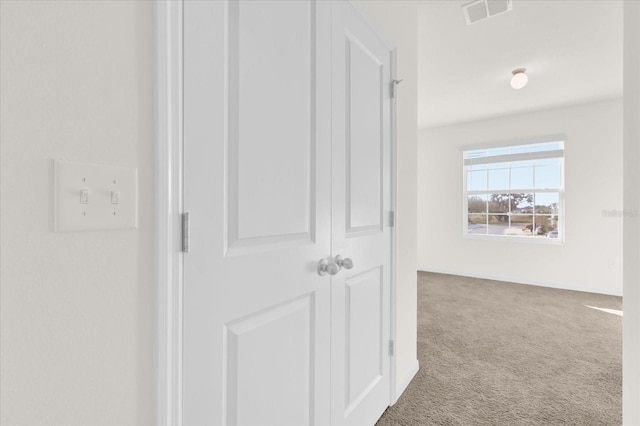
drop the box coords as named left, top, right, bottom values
left=463, top=140, right=564, bottom=242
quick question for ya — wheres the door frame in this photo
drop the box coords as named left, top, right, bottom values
left=153, top=1, right=399, bottom=424
left=154, top=1, right=183, bottom=424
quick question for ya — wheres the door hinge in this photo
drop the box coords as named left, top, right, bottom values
left=389, top=211, right=395, bottom=228
left=389, top=340, right=395, bottom=356
left=391, top=79, right=403, bottom=99
left=182, top=212, right=190, bottom=253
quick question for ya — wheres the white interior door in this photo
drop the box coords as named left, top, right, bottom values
left=182, top=1, right=394, bottom=425
left=183, top=1, right=332, bottom=425
left=330, top=2, right=394, bottom=425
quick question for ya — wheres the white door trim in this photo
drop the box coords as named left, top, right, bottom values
left=389, top=49, right=400, bottom=405
left=154, top=1, right=400, bottom=423
left=154, top=1, right=184, bottom=424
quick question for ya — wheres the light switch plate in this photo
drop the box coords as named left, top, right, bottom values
left=54, top=160, right=138, bottom=232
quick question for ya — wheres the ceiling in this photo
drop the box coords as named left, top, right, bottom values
left=417, top=0, right=623, bottom=129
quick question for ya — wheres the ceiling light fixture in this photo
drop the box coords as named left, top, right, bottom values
left=510, top=68, right=528, bottom=89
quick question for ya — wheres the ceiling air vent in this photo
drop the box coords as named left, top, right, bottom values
left=463, top=0, right=512, bottom=25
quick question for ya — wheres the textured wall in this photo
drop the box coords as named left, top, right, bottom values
left=0, top=1, right=154, bottom=424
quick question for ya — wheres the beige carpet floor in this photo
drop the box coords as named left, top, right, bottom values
left=377, top=272, right=622, bottom=426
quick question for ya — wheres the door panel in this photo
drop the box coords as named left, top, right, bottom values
left=344, top=267, right=384, bottom=414
left=346, top=36, right=383, bottom=234
left=183, top=1, right=332, bottom=425
left=225, top=295, right=314, bottom=426
left=331, top=2, right=393, bottom=425
left=230, top=0, right=314, bottom=245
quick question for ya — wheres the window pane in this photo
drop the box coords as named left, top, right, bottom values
left=535, top=165, right=561, bottom=189
left=544, top=213, right=560, bottom=238
left=488, top=168, right=509, bottom=190
left=533, top=215, right=557, bottom=237
left=468, top=194, right=487, bottom=213
left=488, top=161, right=510, bottom=169
left=489, top=147, right=510, bottom=156
left=487, top=215, right=509, bottom=235
left=535, top=192, right=560, bottom=215
left=511, top=166, right=534, bottom=189
left=510, top=215, right=533, bottom=236
left=510, top=144, right=536, bottom=155
left=467, top=170, right=487, bottom=191
left=512, top=193, right=533, bottom=213
left=511, top=160, right=534, bottom=168
left=534, top=141, right=563, bottom=152
left=535, top=158, right=561, bottom=167
left=469, top=163, right=488, bottom=171
left=488, top=214, right=509, bottom=223
left=488, top=193, right=510, bottom=213
left=468, top=214, right=487, bottom=234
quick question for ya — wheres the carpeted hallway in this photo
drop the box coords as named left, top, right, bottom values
left=377, top=272, right=622, bottom=426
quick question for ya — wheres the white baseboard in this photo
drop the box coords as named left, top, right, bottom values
left=392, top=359, right=419, bottom=404
left=418, top=267, right=622, bottom=297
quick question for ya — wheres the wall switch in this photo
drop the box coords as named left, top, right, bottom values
left=80, top=189, right=90, bottom=204
left=54, top=160, right=138, bottom=232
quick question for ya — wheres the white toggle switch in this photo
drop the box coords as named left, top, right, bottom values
left=55, top=160, right=137, bottom=231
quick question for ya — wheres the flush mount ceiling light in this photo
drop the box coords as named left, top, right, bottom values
left=510, top=68, right=528, bottom=89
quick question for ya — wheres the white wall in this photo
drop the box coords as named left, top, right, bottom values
left=623, top=1, right=640, bottom=423
left=418, top=99, right=623, bottom=296
left=362, top=0, right=419, bottom=399
left=0, top=1, right=154, bottom=424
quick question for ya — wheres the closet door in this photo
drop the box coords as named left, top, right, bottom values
left=330, top=2, right=394, bottom=425
left=182, top=1, right=332, bottom=425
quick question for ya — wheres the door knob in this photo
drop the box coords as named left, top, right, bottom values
left=335, top=255, right=354, bottom=270
left=318, top=258, right=340, bottom=276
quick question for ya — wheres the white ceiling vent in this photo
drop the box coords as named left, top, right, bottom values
left=463, top=0, right=512, bottom=25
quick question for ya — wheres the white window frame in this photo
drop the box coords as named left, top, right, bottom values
left=461, top=137, right=566, bottom=244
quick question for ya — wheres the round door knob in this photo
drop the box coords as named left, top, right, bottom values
left=318, top=258, right=340, bottom=276
left=335, top=255, right=354, bottom=270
